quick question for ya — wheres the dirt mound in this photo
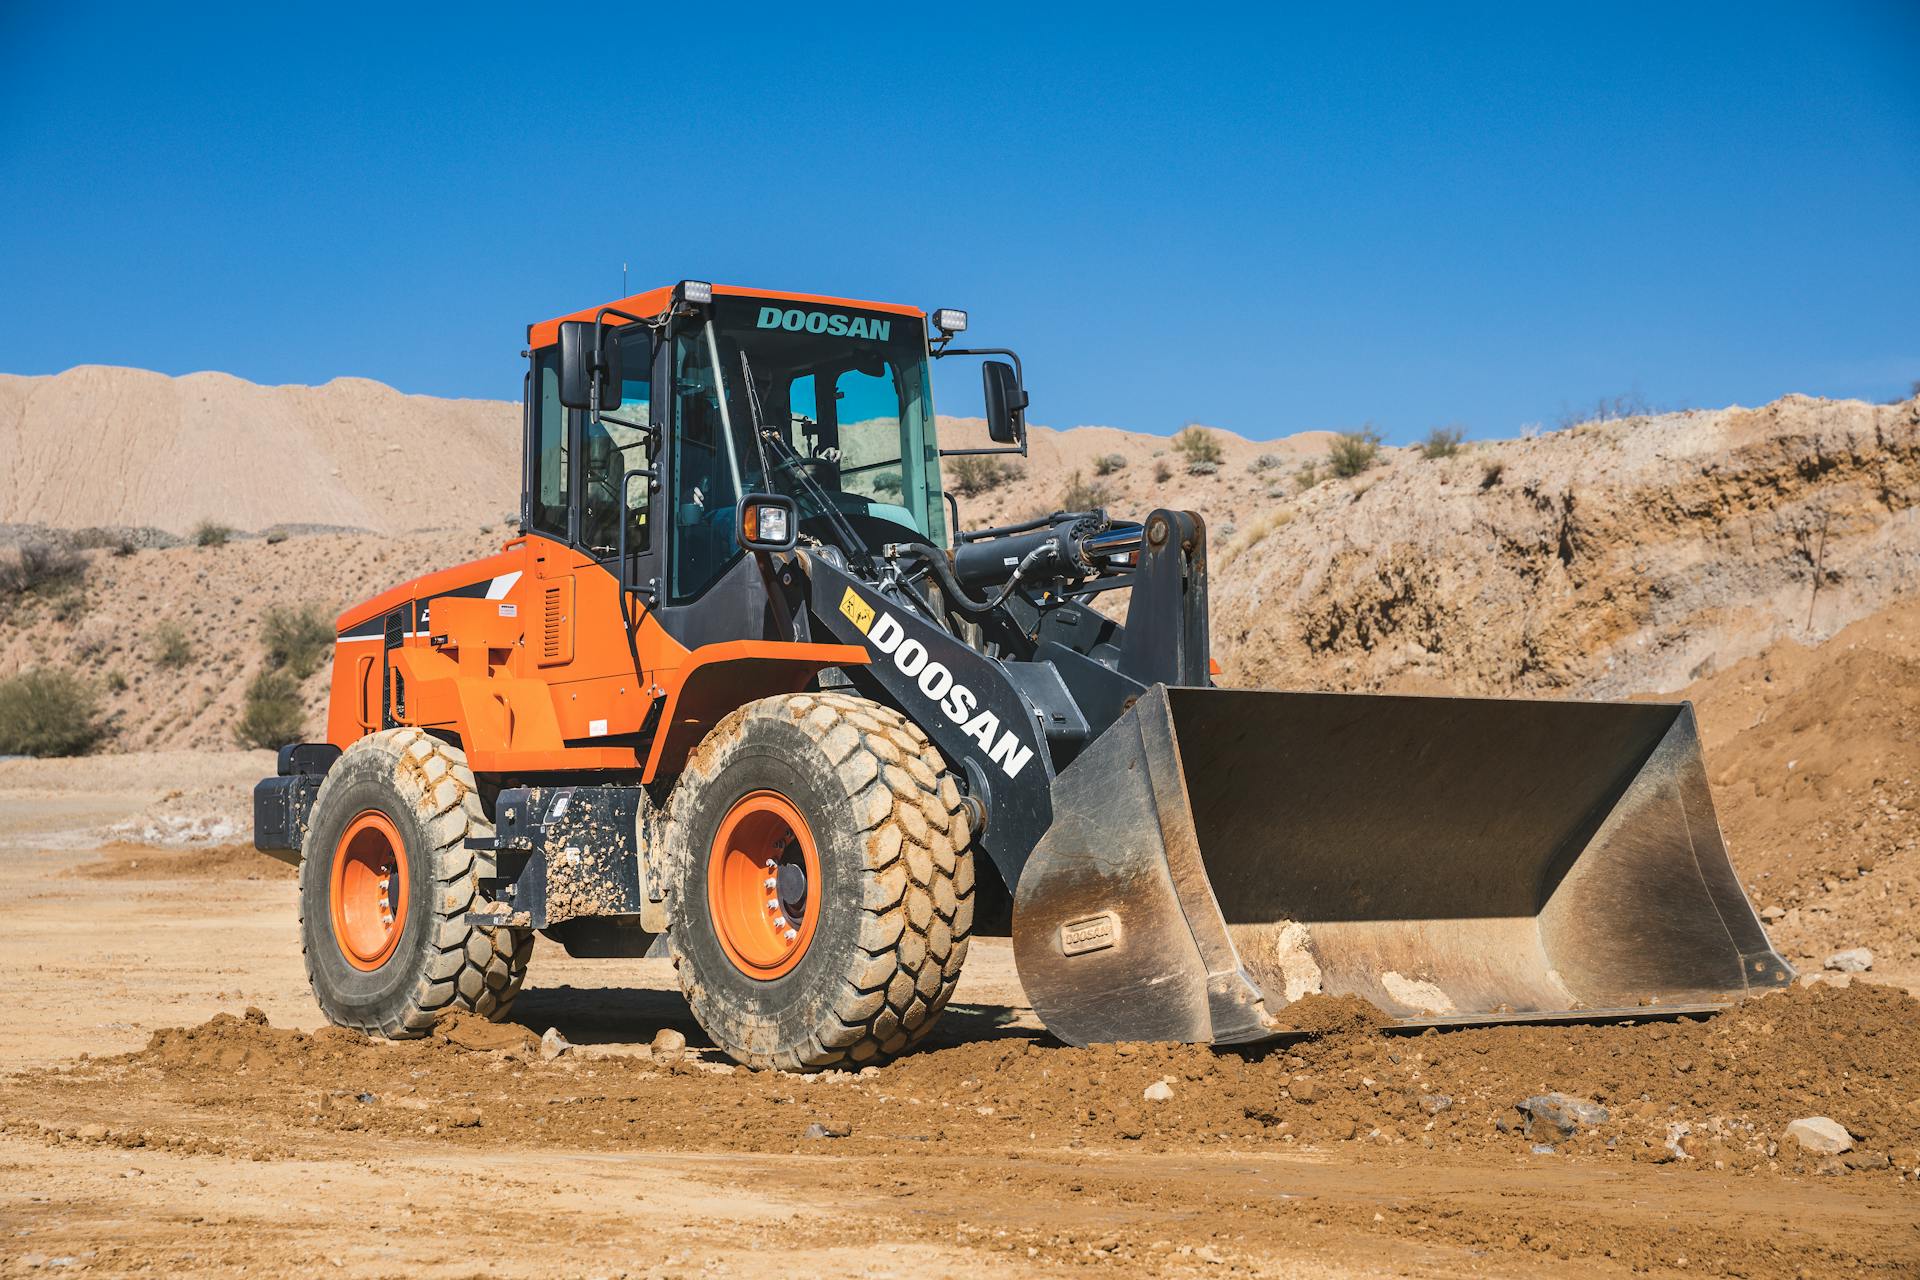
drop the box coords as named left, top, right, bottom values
left=1679, top=598, right=1920, bottom=982
left=1266, top=992, right=1393, bottom=1037
left=0, top=366, right=519, bottom=535
left=10, top=980, right=1903, bottom=1185
left=74, top=840, right=294, bottom=880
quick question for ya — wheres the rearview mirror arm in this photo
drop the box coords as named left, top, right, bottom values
left=933, top=346, right=1030, bottom=458
left=589, top=306, right=658, bottom=435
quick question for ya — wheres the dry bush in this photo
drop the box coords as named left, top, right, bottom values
left=0, top=542, right=85, bottom=596
left=1152, top=460, right=1172, bottom=483
left=1186, top=459, right=1219, bottom=476
left=1294, top=460, right=1324, bottom=492
left=1420, top=427, right=1465, bottom=459
left=1556, top=391, right=1653, bottom=430
left=261, top=604, right=334, bottom=680
left=1092, top=453, right=1127, bottom=476
left=152, top=621, right=194, bottom=669
left=0, top=668, right=104, bottom=757
left=1327, top=428, right=1382, bottom=478
left=1248, top=453, right=1283, bottom=472
left=948, top=455, right=1017, bottom=497
left=1060, top=471, right=1116, bottom=511
left=1172, top=426, right=1223, bottom=466
left=234, top=669, right=305, bottom=750
left=193, top=520, right=234, bottom=547
left=1480, top=459, right=1506, bottom=489
left=1218, top=507, right=1296, bottom=569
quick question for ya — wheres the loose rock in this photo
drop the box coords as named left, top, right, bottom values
left=1143, top=1081, right=1175, bottom=1103
left=1784, top=1116, right=1853, bottom=1155
left=1517, top=1093, right=1609, bottom=1138
left=539, top=1028, right=571, bottom=1062
left=650, top=1028, right=688, bottom=1064
left=804, top=1121, right=851, bottom=1140
left=1825, top=948, right=1873, bottom=973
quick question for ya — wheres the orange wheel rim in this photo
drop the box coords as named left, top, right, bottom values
left=707, top=791, right=821, bottom=980
left=330, top=810, right=409, bottom=971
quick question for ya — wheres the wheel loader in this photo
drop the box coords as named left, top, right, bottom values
left=254, top=280, right=1792, bottom=1069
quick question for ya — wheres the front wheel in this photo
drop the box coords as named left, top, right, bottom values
left=298, top=728, right=532, bottom=1037
left=667, top=693, right=974, bottom=1071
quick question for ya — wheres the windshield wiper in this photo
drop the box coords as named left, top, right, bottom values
left=737, top=349, right=871, bottom=563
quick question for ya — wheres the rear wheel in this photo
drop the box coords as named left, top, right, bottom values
left=667, top=693, right=974, bottom=1071
left=299, top=728, right=533, bottom=1037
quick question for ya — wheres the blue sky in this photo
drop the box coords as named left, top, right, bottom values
left=2, top=3, right=1915, bottom=442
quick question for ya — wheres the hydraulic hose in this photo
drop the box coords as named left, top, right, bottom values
left=890, top=514, right=1143, bottom=619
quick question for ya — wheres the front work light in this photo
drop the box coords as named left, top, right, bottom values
left=679, top=279, right=714, bottom=305
left=738, top=493, right=799, bottom=553
left=931, top=308, right=968, bottom=336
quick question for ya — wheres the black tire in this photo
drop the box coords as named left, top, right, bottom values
left=298, top=728, right=533, bottom=1038
left=666, top=692, right=974, bottom=1071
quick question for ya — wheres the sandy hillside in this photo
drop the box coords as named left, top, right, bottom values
left=0, top=365, right=519, bottom=535
left=1685, top=597, right=1920, bottom=985
left=1203, top=395, right=1920, bottom=698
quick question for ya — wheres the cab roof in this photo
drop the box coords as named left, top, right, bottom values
left=527, top=283, right=924, bottom=350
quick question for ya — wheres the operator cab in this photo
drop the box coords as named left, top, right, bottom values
left=524, top=283, right=1027, bottom=635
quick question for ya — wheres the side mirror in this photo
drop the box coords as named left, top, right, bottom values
left=737, top=493, right=799, bottom=554
left=982, top=360, right=1027, bottom=445
left=557, top=321, right=623, bottom=411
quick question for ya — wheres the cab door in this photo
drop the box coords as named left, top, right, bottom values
left=521, top=325, right=662, bottom=744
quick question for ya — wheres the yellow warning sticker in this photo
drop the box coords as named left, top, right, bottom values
left=839, top=586, right=875, bottom=634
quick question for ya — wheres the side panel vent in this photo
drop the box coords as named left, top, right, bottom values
left=538, top=577, right=575, bottom=667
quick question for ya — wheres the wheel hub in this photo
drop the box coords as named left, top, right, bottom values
left=330, top=810, right=409, bottom=971
left=708, top=791, right=821, bottom=980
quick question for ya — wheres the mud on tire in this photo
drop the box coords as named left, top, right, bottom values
left=298, top=728, right=533, bottom=1038
left=667, top=692, right=974, bottom=1071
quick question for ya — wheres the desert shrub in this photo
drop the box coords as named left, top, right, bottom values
left=1152, top=460, right=1172, bottom=483
left=1092, top=453, right=1127, bottom=477
left=1480, top=460, right=1506, bottom=489
left=1327, top=428, right=1382, bottom=478
left=1556, top=392, right=1653, bottom=431
left=1420, top=427, right=1465, bottom=460
left=193, top=520, right=234, bottom=548
left=234, top=669, right=305, bottom=750
left=1186, top=459, right=1219, bottom=476
left=1060, top=471, right=1115, bottom=511
left=261, top=604, right=334, bottom=679
left=948, top=455, right=1017, bottom=497
left=0, top=542, right=86, bottom=596
left=1218, top=507, right=1296, bottom=567
left=72, top=529, right=138, bottom=556
left=0, top=669, right=104, bottom=757
left=1172, top=425, right=1223, bottom=466
left=152, top=621, right=194, bottom=668
left=1294, top=461, right=1324, bottom=492
left=1249, top=453, right=1283, bottom=472
left=106, top=670, right=128, bottom=693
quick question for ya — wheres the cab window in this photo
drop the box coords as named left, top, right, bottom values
left=529, top=349, right=569, bottom=539
left=580, top=326, right=653, bottom=557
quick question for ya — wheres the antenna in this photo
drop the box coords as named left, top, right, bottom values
left=622, top=262, right=628, bottom=295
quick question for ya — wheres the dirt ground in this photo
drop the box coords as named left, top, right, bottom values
left=2, top=759, right=1917, bottom=1279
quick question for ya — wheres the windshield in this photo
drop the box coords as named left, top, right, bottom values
left=668, top=296, right=945, bottom=602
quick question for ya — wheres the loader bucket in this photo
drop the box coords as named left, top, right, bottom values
left=1012, top=685, right=1792, bottom=1046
